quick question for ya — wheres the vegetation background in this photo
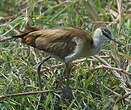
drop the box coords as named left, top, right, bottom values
left=0, top=0, right=131, bottom=110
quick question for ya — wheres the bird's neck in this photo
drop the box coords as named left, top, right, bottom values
left=93, top=35, right=103, bottom=48
left=90, top=33, right=104, bottom=55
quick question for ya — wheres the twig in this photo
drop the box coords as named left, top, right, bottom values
left=0, top=16, right=16, bottom=22
left=86, top=65, right=131, bottom=76
left=52, top=1, right=68, bottom=9
left=93, top=56, right=111, bottom=66
left=0, top=24, right=21, bottom=42
left=102, top=65, right=131, bottom=76
left=101, top=84, right=121, bottom=97
left=8, top=25, right=21, bottom=34
left=91, top=21, right=111, bottom=24
left=49, top=56, right=106, bottom=69
left=108, top=0, right=123, bottom=26
left=111, top=92, right=131, bottom=109
left=0, top=36, right=13, bottom=42
left=0, top=90, right=61, bottom=100
left=85, top=0, right=100, bottom=21
left=51, top=58, right=86, bottom=68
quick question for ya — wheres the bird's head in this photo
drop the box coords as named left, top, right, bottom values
left=94, top=28, right=122, bottom=44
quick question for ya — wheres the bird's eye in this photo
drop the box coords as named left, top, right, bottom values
left=103, top=29, right=111, bottom=35
left=102, top=28, right=112, bottom=39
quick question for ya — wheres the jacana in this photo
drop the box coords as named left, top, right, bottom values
left=13, top=26, right=121, bottom=91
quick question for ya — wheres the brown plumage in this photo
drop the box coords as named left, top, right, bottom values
left=13, top=27, right=93, bottom=62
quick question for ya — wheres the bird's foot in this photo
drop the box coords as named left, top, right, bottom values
left=61, top=84, right=73, bottom=99
left=62, top=87, right=73, bottom=99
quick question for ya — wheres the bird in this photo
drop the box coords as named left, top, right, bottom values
left=12, top=25, right=122, bottom=91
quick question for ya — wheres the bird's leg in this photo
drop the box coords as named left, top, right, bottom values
left=35, top=56, right=51, bottom=110
left=35, top=56, right=51, bottom=90
left=62, top=63, right=73, bottom=98
left=65, top=63, right=71, bottom=87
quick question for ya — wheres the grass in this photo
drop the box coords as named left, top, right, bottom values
left=0, top=0, right=131, bottom=110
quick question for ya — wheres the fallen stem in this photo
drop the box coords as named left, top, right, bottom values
left=111, top=92, right=131, bottom=109
left=86, top=65, right=131, bottom=76
left=0, top=90, right=61, bottom=100
left=101, top=84, right=121, bottom=97
left=0, top=36, right=13, bottom=42
left=102, top=65, right=131, bottom=76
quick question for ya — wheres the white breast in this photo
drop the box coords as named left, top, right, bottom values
left=64, top=37, right=83, bottom=63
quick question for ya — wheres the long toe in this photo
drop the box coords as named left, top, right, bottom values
left=62, top=86, right=73, bottom=99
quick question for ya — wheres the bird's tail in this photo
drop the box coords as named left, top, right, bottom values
left=12, top=17, right=42, bottom=38
left=12, top=32, right=30, bottom=38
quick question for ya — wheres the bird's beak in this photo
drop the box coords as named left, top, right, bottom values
left=110, top=36, right=123, bottom=45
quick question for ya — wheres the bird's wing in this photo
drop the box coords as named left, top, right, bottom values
left=18, top=27, right=92, bottom=60
left=35, top=28, right=80, bottom=59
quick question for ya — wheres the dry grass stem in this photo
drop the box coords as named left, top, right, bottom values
left=0, top=90, right=61, bottom=100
